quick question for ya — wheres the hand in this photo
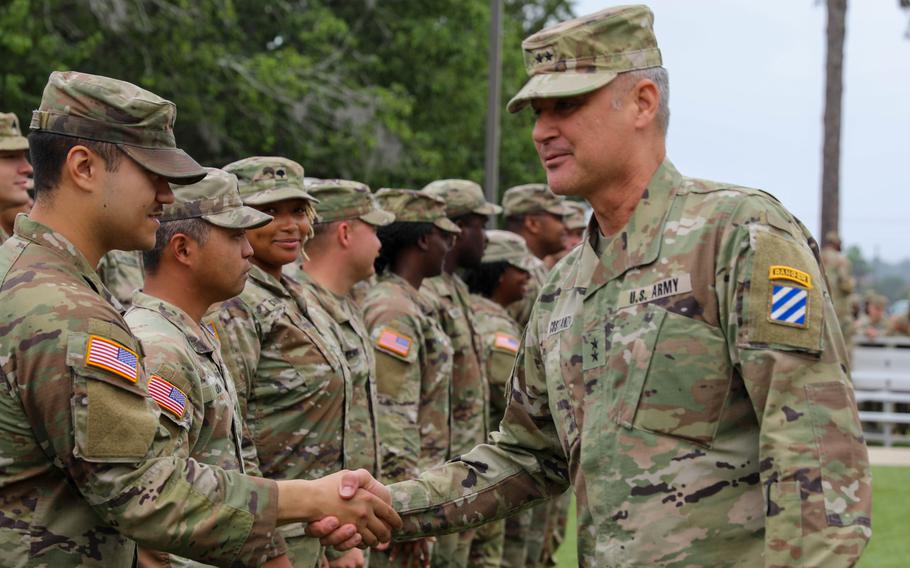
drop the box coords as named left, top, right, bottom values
left=302, top=469, right=402, bottom=548
left=327, top=548, right=366, bottom=568
left=261, top=554, right=294, bottom=568
left=388, top=538, right=433, bottom=568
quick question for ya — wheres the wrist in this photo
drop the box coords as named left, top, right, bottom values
left=276, top=479, right=318, bottom=522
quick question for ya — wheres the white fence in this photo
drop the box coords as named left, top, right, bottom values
left=852, top=336, right=910, bottom=447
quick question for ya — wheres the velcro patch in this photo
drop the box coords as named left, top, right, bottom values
left=769, top=265, right=812, bottom=289
left=85, top=335, right=139, bottom=382
left=769, top=285, right=808, bottom=328
left=492, top=332, right=520, bottom=354
left=148, top=375, right=188, bottom=418
left=376, top=328, right=413, bottom=358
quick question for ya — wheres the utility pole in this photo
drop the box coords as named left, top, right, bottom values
left=820, top=0, right=847, bottom=239
left=483, top=0, right=503, bottom=227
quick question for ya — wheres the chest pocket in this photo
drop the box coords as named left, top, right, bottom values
left=592, top=304, right=731, bottom=447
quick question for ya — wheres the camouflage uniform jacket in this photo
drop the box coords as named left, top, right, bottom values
left=0, top=217, right=283, bottom=567
left=361, top=272, right=454, bottom=483
left=97, top=249, right=145, bottom=309
left=470, top=295, right=522, bottom=429
left=820, top=246, right=855, bottom=344
left=389, top=161, right=871, bottom=567
left=0, top=225, right=8, bottom=245
left=421, top=272, right=489, bottom=454
left=505, top=253, right=549, bottom=328
left=296, top=271, right=381, bottom=475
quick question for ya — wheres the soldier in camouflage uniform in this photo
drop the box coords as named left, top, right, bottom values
left=417, top=179, right=501, bottom=568
left=0, top=112, right=32, bottom=245
left=463, top=230, right=534, bottom=568
left=124, top=168, right=279, bottom=567
left=886, top=295, right=910, bottom=336
left=287, top=178, right=395, bottom=568
left=820, top=231, right=855, bottom=358
left=361, top=188, right=460, bottom=568
left=97, top=249, right=145, bottom=308
left=0, top=71, right=398, bottom=568
left=377, top=7, right=872, bottom=567
left=544, top=200, right=588, bottom=269
left=214, top=157, right=382, bottom=567
left=857, top=291, right=889, bottom=340
left=501, top=183, right=567, bottom=329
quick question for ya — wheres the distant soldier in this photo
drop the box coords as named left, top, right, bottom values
left=370, top=6, right=870, bottom=566
left=289, top=178, right=395, bottom=568
left=464, top=229, right=534, bottom=568
left=0, top=111, right=32, bottom=244
left=887, top=295, right=910, bottom=336
left=420, top=179, right=501, bottom=568
left=97, top=248, right=145, bottom=308
left=820, top=231, right=855, bottom=354
left=501, top=183, right=568, bottom=327
left=124, top=168, right=283, bottom=567
left=0, top=186, right=32, bottom=238
left=544, top=199, right=588, bottom=268
left=215, top=157, right=384, bottom=567
left=361, top=189, right=460, bottom=568
left=0, top=71, right=397, bottom=567
left=857, top=291, right=889, bottom=340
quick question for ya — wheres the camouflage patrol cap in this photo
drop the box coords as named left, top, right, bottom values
left=422, top=179, right=502, bottom=218
left=223, top=156, right=318, bottom=206
left=30, top=71, right=205, bottom=184
left=482, top=230, right=536, bottom=272
left=375, top=188, right=461, bottom=234
left=563, top=200, right=588, bottom=230
left=0, top=113, right=29, bottom=151
left=508, top=5, right=662, bottom=113
left=162, top=167, right=272, bottom=230
left=502, top=183, right=568, bottom=217
left=308, top=179, right=394, bottom=226
left=824, top=230, right=842, bottom=247
left=865, top=291, right=888, bottom=308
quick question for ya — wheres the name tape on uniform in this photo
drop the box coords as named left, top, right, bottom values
left=85, top=335, right=139, bottom=382
left=620, top=274, right=692, bottom=307
left=548, top=315, right=574, bottom=336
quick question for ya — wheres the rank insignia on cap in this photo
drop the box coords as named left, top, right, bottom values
left=376, top=328, right=412, bottom=358
left=769, top=265, right=812, bottom=289
left=148, top=375, right=187, bottom=418
left=85, top=335, right=139, bottom=382
left=769, top=284, right=808, bottom=328
left=493, top=332, right=520, bottom=354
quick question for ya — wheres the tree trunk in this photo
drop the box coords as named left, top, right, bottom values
left=821, top=0, right=847, bottom=240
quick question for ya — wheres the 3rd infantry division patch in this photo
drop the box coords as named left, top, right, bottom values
left=769, top=284, right=808, bottom=328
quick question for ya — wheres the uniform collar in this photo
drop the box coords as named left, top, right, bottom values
left=130, top=291, right=215, bottom=354
left=581, top=159, right=682, bottom=298
left=14, top=215, right=119, bottom=306
left=248, top=262, right=312, bottom=317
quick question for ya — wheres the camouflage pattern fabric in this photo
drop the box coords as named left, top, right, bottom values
left=820, top=246, right=855, bottom=358
left=0, top=216, right=284, bottom=566
left=388, top=160, right=871, bottom=567
left=500, top=183, right=568, bottom=218
left=361, top=272, right=453, bottom=483
left=125, top=291, right=274, bottom=568
left=0, top=111, right=28, bottom=151
left=0, top=225, right=8, bottom=245
left=96, top=249, right=144, bottom=309
left=505, top=253, right=549, bottom=328
left=420, top=273, right=489, bottom=455
left=215, top=264, right=349, bottom=566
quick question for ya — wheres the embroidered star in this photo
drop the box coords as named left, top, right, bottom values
left=535, top=53, right=544, bottom=63
left=544, top=51, right=554, bottom=61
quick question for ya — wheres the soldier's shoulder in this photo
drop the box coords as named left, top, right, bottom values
left=361, top=279, right=423, bottom=328
left=679, top=176, right=806, bottom=235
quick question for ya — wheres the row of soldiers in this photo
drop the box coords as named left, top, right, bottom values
left=0, top=88, right=586, bottom=568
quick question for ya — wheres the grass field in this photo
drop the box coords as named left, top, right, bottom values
left=554, top=466, right=908, bottom=567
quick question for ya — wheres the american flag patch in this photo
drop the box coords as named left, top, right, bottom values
left=148, top=375, right=188, bottom=418
left=493, top=332, right=520, bottom=353
left=85, top=336, right=139, bottom=382
left=770, top=284, right=808, bottom=328
left=376, top=328, right=412, bottom=357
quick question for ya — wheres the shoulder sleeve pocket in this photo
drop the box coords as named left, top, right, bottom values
left=67, top=331, right=158, bottom=462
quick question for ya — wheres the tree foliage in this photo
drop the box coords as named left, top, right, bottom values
left=0, top=0, right=572, bottom=196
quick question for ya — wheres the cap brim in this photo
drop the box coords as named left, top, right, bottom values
left=507, top=70, right=619, bottom=113
left=360, top=209, right=395, bottom=226
left=119, top=144, right=206, bottom=185
left=434, top=217, right=462, bottom=234
left=243, top=187, right=319, bottom=206
left=203, top=206, right=273, bottom=230
left=544, top=203, right=570, bottom=216
left=0, top=138, right=29, bottom=151
left=506, top=256, right=536, bottom=273
left=472, top=203, right=503, bottom=216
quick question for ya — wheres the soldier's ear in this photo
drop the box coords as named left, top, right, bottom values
left=63, top=145, right=102, bottom=194
left=416, top=232, right=431, bottom=252
left=337, top=221, right=353, bottom=247
left=170, top=233, right=195, bottom=268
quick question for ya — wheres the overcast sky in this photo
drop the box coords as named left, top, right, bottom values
left=569, top=0, right=910, bottom=262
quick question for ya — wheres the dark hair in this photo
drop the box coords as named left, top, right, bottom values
left=143, top=218, right=211, bottom=275
left=463, top=260, right=510, bottom=298
left=374, top=221, right=434, bottom=275
left=28, top=131, right=123, bottom=198
left=311, top=219, right=342, bottom=239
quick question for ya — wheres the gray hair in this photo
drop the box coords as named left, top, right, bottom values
left=142, top=218, right=211, bottom=275
left=612, top=67, right=670, bottom=134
